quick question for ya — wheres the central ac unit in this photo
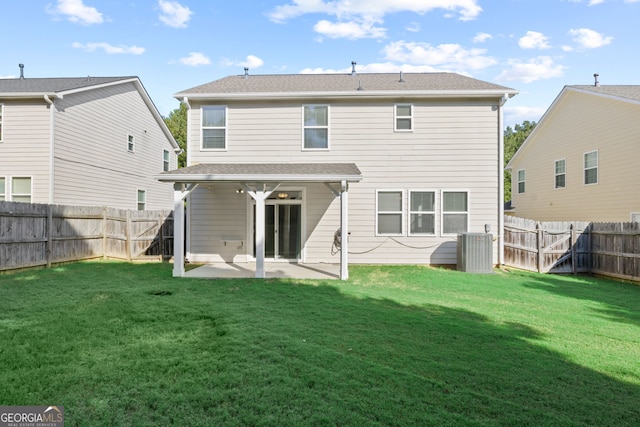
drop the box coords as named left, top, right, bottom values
left=457, top=233, right=493, bottom=273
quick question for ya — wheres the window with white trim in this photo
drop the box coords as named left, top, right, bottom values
left=137, top=189, right=146, bottom=211
left=376, top=190, right=403, bottom=235
left=303, top=105, right=329, bottom=149
left=395, top=104, right=412, bottom=131
left=0, top=177, right=5, bottom=201
left=442, top=191, right=468, bottom=235
left=554, top=159, right=566, bottom=189
left=517, top=169, right=525, bottom=194
left=163, top=150, right=170, bottom=172
left=127, top=134, right=135, bottom=152
left=631, top=212, right=640, bottom=223
left=584, top=150, right=598, bottom=185
left=0, top=103, right=4, bottom=142
left=202, top=106, right=226, bottom=150
left=11, top=177, right=32, bottom=203
left=409, top=191, right=435, bottom=235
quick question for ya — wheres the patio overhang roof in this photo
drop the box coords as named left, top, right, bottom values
left=156, top=163, right=362, bottom=184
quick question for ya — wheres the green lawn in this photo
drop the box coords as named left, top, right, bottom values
left=1, top=262, right=639, bottom=426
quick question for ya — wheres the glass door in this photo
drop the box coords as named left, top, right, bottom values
left=253, top=201, right=302, bottom=260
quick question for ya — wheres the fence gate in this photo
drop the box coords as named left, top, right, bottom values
left=503, top=216, right=591, bottom=273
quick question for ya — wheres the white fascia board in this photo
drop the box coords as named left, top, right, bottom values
left=156, top=173, right=363, bottom=183
left=0, top=92, right=57, bottom=98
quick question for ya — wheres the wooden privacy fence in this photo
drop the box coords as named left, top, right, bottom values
left=0, top=201, right=173, bottom=272
left=504, top=216, right=640, bottom=282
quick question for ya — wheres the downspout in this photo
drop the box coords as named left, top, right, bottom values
left=181, top=97, right=192, bottom=261
left=44, top=95, right=55, bottom=204
left=497, top=93, right=509, bottom=267
left=182, top=97, right=192, bottom=167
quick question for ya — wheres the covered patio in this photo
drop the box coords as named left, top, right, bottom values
left=156, top=163, right=362, bottom=280
left=184, top=262, right=340, bottom=280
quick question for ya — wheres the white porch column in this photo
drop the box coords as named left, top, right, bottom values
left=173, top=183, right=185, bottom=277
left=244, top=184, right=278, bottom=279
left=340, top=180, right=349, bottom=280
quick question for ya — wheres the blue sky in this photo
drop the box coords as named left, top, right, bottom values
left=1, top=0, right=638, bottom=128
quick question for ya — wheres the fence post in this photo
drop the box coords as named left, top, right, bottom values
left=125, top=210, right=132, bottom=261
left=536, top=223, right=543, bottom=273
left=158, top=213, right=164, bottom=262
left=102, top=206, right=107, bottom=260
left=46, top=205, right=53, bottom=268
left=570, top=224, right=576, bottom=274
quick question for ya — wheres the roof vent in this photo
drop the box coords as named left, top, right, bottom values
left=351, top=61, right=356, bottom=76
left=593, top=73, right=600, bottom=87
left=19, top=63, right=24, bottom=79
left=244, top=67, right=249, bottom=79
left=399, top=71, right=405, bottom=83
left=357, top=79, right=363, bottom=91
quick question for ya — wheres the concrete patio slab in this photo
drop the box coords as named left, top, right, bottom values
left=184, top=262, right=340, bottom=280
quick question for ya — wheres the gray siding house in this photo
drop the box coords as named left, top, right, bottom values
left=158, top=71, right=517, bottom=279
left=0, top=74, right=180, bottom=210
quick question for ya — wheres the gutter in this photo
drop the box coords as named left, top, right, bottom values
left=44, top=95, right=55, bottom=204
left=497, top=93, right=510, bottom=267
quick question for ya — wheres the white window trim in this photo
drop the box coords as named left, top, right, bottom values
left=441, top=189, right=470, bottom=236
left=408, top=189, right=436, bottom=236
left=554, top=158, right=566, bottom=190
left=10, top=176, right=33, bottom=203
left=376, top=189, right=405, bottom=237
left=163, top=149, right=170, bottom=172
left=0, top=103, right=4, bottom=143
left=394, top=104, right=413, bottom=132
left=517, top=169, right=525, bottom=194
left=584, top=150, right=598, bottom=186
left=127, top=134, right=135, bottom=153
left=630, top=212, right=640, bottom=223
left=137, top=189, right=146, bottom=211
left=201, top=105, right=228, bottom=151
left=302, top=104, right=330, bottom=151
left=0, top=176, right=5, bottom=201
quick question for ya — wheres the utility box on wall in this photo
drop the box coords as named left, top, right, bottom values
left=457, top=233, right=493, bottom=273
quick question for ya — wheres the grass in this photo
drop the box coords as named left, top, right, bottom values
left=0, top=261, right=639, bottom=426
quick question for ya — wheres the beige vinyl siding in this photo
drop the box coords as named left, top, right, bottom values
left=0, top=100, right=52, bottom=203
left=187, top=99, right=501, bottom=265
left=509, top=90, right=640, bottom=222
left=53, top=82, right=176, bottom=209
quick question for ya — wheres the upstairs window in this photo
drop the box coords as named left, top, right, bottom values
left=409, top=191, right=435, bottom=235
left=395, top=104, right=412, bottom=131
left=163, top=150, right=170, bottom=172
left=0, top=177, right=5, bottom=201
left=202, top=106, right=227, bottom=150
left=442, top=191, right=468, bottom=235
left=137, top=189, right=146, bottom=210
left=376, top=190, right=403, bottom=236
left=127, top=134, right=135, bottom=152
left=517, top=170, right=525, bottom=194
left=303, top=105, right=329, bottom=149
left=584, top=150, right=598, bottom=185
left=0, top=104, right=3, bottom=142
left=555, top=159, right=566, bottom=189
left=11, top=177, right=32, bottom=203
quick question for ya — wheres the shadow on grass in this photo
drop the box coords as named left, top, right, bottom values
left=0, top=262, right=639, bottom=426
left=520, top=272, right=640, bottom=327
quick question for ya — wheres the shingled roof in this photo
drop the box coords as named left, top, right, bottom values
left=176, top=72, right=517, bottom=99
left=569, top=85, right=640, bottom=103
left=0, top=76, right=136, bottom=95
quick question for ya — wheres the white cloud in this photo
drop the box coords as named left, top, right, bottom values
left=569, top=28, right=613, bottom=48
left=0, top=75, right=16, bottom=79
left=473, top=32, right=492, bottom=43
left=383, top=40, right=497, bottom=71
left=48, top=0, right=103, bottom=25
left=496, top=56, right=567, bottom=83
left=269, top=0, right=482, bottom=39
left=405, top=22, right=420, bottom=32
left=301, top=62, right=441, bottom=74
left=72, top=42, right=144, bottom=54
left=221, top=55, right=264, bottom=69
left=179, top=52, right=210, bottom=66
left=314, top=19, right=386, bottom=39
left=158, top=0, right=193, bottom=28
left=519, top=31, right=551, bottom=49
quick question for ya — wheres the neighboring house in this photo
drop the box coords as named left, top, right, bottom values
left=158, top=69, right=517, bottom=278
left=0, top=70, right=180, bottom=210
left=506, top=80, right=640, bottom=222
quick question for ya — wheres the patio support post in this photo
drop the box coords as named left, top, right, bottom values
left=244, top=184, right=278, bottom=279
left=173, top=183, right=185, bottom=277
left=340, top=180, right=349, bottom=280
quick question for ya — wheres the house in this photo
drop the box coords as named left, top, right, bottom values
left=157, top=68, right=517, bottom=279
left=0, top=67, right=180, bottom=210
left=506, top=79, right=640, bottom=222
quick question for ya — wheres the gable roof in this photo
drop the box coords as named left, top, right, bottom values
left=176, top=72, right=517, bottom=101
left=506, top=84, right=640, bottom=169
left=0, top=76, right=180, bottom=152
